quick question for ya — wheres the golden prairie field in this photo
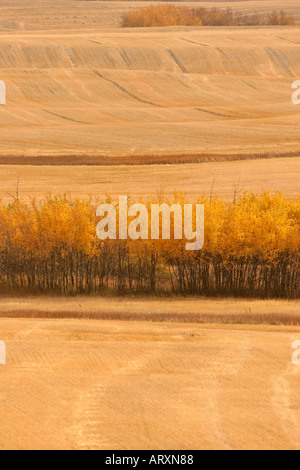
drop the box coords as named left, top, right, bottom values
left=0, top=0, right=300, bottom=451
left=0, top=156, right=299, bottom=203
left=0, top=315, right=300, bottom=450
left=0, top=25, right=299, bottom=161
left=0, top=1, right=299, bottom=160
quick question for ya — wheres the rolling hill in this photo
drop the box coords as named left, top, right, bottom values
left=0, top=25, right=299, bottom=161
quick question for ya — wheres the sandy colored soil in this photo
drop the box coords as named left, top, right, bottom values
left=0, top=156, right=299, bottom=203
left=0, top=317, right=299, bottom=450
left=0, top=19, right=299, bottom=160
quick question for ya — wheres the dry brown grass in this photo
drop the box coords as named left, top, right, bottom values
left=0, top=151, right=298, bottom=166
left=1, top=297, right=299, bottom=325
left=2, top=310, right=300, bottom=326
left=0, top=317, right=299, bottom=449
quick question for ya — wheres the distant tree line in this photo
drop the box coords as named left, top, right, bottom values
left=0, top=192, right=299, bottom=298
left=123, top=6, right=295, bottom=27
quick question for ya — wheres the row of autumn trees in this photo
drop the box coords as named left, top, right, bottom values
left=123, top=6, right=295, bottom=27
left=0, top=191, right=299, bottom=298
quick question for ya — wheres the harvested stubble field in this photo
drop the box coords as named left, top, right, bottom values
left=0, top=156, right=299, bottom=203
left=0, top=3, right=299, bottom=161
left=0, top=315, right=299, bottom=450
